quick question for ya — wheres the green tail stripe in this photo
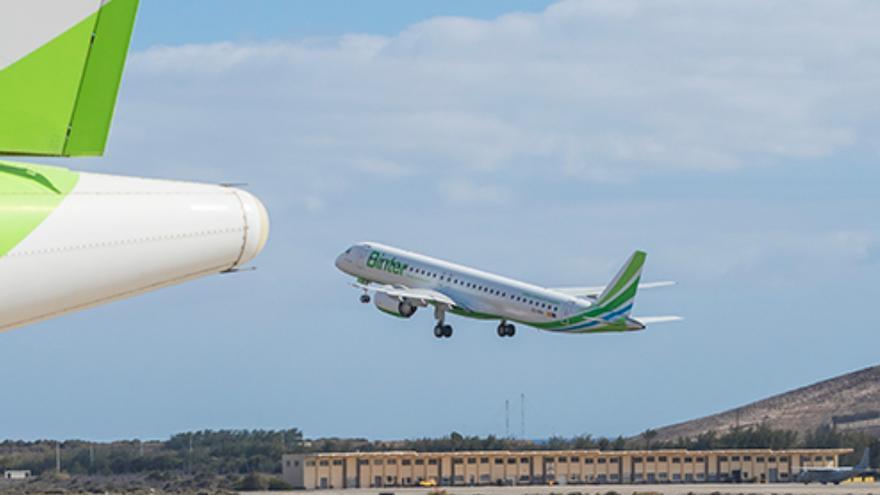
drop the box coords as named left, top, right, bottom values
left=66, top=0, right=139, bottom=155
left=533, top=274, right=642, bottom=330
left=598, top=251, right=645, bottom=306
left=590, top=275, right=641, bottom=316
left=0, top=160, right=80, bottom=256
left=568, top=320, right=630, bottom=333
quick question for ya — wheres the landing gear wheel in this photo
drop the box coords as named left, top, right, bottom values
left=442, top=324, right=453, bottom=337
left=434, top=325, right=445, bottom=338
left=359, top=294, right=370, bottom=304
left=498, top=323, right=516, bottom=337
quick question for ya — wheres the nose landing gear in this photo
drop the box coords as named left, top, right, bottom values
left=359, top=293, right=371, bottom=304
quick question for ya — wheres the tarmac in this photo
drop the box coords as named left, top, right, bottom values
left=257, top=484, right=880, bottom=495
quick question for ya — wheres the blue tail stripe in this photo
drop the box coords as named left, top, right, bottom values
left=602, top=302, right=634, bottom=321
left=553, top=303, right=634, bottom=332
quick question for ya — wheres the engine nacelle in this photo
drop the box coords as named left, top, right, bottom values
left=374, top=292, right=417, bottom=318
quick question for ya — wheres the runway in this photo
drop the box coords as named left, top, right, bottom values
left=259, top=483, right=880, bottom=495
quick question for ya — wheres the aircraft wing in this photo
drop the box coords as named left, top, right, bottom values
left=354, top=283, right=459, bottom=308
left=550, top=281, right=675, bottom=298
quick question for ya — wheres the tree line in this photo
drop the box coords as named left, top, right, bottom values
left=0, top=425, right=876, bottom=476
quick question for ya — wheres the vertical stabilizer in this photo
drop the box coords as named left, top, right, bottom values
left=594, top=251, right=646, bottom=321
left=0, top=0, right=138, bottom=157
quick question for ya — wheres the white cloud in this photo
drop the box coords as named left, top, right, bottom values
left=437, top=180, right=512, bottom=207
left=352, top=158, right=414, bottom=178
left=657, top=228, right=880, bottom=288
left=90, top=0, right=880, bottom=267
left=115, top=0, right=880, bottom=199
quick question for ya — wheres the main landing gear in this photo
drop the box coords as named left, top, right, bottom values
left=433, top=324, right=453, bottom=338
left=433, top=305, right=453, bottom=339
left=497, top=321, right=516, bottom=337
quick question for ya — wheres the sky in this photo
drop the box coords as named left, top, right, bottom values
left=2, top=0, right=880, bottom=442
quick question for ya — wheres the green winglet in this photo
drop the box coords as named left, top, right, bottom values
left=0, top=0, right=139, bottom=157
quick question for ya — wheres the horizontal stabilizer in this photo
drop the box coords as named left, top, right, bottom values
left=0, top=0, right=139, bottom=157
left=634, top=315, right=683, bottom=325
left=551, top=281, right=675, bottom=298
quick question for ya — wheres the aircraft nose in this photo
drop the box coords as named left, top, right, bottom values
left=335, top=252, right=348, bottom=272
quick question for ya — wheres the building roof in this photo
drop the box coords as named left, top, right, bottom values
left=284, top=447, right=853, bottom=458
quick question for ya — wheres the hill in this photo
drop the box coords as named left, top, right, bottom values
left=652, top=364, right=880, bottom=442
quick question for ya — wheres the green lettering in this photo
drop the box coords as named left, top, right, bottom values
left=367, top=251, right=409, bottom=276
left=367, top=251, right=380, bottom=268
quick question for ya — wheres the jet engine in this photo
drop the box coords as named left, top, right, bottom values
left=374, top=292, right=417, bottom=318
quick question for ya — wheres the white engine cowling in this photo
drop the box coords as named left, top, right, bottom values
left=374, top=292, right=417, bottom=318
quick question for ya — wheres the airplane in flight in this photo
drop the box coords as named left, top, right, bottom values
left=336, top=242, right=680, bottom=338
left=0, top=0, right=268, bottom=332
left=798, top=448, right=875, bottom=485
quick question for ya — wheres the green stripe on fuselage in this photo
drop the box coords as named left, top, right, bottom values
left=0, top=160, right=79, bottom=256
left=531, top=276, right=640, bottom=330
left=448, top=307, right=501, bottom=320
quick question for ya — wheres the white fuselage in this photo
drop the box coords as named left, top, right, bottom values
left=0, top=171, right=269, bottom=332
left=335, top=242, right=593, bottom=325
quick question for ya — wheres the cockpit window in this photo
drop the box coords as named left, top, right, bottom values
left=345, top=248, right=352, bottom=254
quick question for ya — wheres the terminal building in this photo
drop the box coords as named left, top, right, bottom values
left=282, top=448, right=852, bottom=489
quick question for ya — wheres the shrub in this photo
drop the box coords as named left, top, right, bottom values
left=267, top=477, right=294, bottom=490
left=235, top=473, right=268, bottom=491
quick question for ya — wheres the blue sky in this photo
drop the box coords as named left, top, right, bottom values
left=131, top=1, right=556, bottom=50
left=3, top=0, right=880, bottom=442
